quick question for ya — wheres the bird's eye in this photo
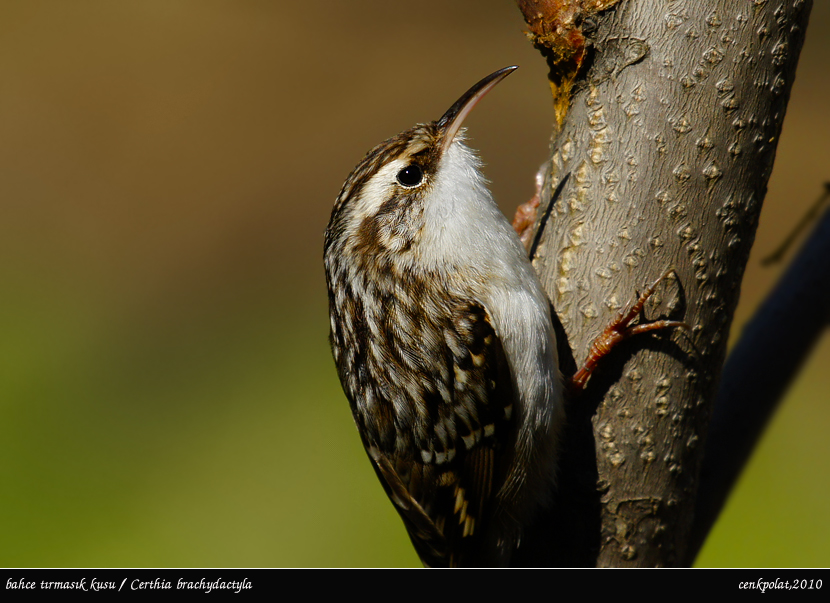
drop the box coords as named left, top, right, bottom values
left=396, top=164, right=423, bottom=188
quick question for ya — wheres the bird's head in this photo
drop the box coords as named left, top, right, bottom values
left=325, top=66, right=518, bottom=269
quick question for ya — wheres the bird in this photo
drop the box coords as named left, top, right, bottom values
left=323, top=66, right=564, bottom=567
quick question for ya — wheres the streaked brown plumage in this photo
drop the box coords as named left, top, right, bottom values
left=324, top=67, right=563, bottom=566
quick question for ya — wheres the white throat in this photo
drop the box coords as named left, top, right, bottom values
left=418, top=140, right=526, bottom=278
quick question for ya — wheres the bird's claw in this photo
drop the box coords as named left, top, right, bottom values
left=569, top=269, right=689, bottom=394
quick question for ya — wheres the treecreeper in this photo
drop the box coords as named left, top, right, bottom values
left=324, top=66, right=685, bottom=567
left=324, top=67, right=563, bottom=567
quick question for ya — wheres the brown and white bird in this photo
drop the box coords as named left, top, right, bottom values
left=324, top=66, right=564, bottom=567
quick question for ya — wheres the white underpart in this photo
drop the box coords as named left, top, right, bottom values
left=420, top=138, right=564, bottom=527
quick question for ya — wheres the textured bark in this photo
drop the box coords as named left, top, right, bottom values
left=513, top=0, right=813, bottom=567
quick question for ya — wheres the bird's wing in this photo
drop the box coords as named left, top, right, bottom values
left=366, top=300, right=516, bottom=567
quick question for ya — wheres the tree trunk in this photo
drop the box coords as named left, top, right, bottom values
left=513, top=0, right=813, bottom=567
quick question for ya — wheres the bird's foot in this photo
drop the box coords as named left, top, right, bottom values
left=569, top=269, right=690, bottom=394
left=512, top=166, right=545, bottom=252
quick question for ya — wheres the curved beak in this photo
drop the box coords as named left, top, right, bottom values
left=437, top=65, right=518, bottom=154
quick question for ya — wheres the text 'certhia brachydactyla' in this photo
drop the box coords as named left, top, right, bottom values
left=324, top=66, right=563, bottom=567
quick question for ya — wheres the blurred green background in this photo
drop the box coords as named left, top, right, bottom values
left=0, top=1, right=826, bottom=567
